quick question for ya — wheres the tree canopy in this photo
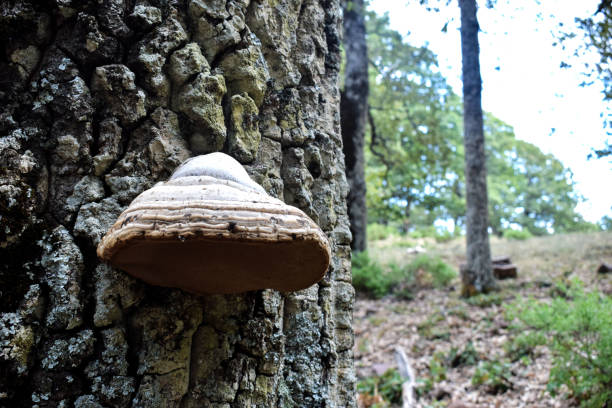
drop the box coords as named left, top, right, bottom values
left=365, top=11, right=594, bottom=236
left=557, top=0, right=612, bottom=159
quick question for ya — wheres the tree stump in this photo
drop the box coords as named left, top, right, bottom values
left=492, top=256, right=518, bottom=279
left=597, top=262, right=612, bottom=274
left=459, top=256, right=519, bottom=281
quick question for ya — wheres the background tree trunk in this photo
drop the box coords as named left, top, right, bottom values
left=341, top=0, right=369, bottom=252
left=459, top=0, right=497, bottom=295
left=0, top=1, right=355, bottom=407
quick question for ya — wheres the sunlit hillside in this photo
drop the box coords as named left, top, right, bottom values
left=354, top=231, right=612, bottom=407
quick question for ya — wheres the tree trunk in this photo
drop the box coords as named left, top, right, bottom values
left=459, top=0, right=497, bottom=296
left=0, top=1, right=355, bottom=407
left=340, top=0, right=369, bottom=252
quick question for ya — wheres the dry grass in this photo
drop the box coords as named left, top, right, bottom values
left=367, top=231, right=612, bottom=291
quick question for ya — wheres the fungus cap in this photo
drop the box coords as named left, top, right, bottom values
left=96, top=153, right=331, bottom=294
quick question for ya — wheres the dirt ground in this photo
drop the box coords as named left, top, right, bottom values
left=353, top=232, right=612, bottom=407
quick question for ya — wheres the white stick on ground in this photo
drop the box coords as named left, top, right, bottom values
left=394, top=346, right=416, bottom=408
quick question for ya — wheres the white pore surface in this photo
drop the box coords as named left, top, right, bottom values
left=170, top=152, right=266, bottom=194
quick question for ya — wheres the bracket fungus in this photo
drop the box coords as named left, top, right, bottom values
left=97, top=152, right=331, bottom=294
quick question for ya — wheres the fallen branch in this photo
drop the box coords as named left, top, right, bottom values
left=394, top=346, right=416, bottom=408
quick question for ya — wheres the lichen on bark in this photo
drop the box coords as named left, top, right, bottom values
left=0, top=1, right=354, bottom=407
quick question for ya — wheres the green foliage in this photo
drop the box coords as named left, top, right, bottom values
left=465, top=292, right=503, bottom=308
left=356, top=368, right=404, bottom=405
left=600, top=214, right=612, bottom=230
left=365, top=11, right=460, bottom=226
left=417, top=311, right=445, bottom=338
left=504, top=331, right=546, bottom=362
left=417, top=352, right=447, bottom=396
left=562, top=220, right=602, bottom=233
left=352, top=251, right=397, bottom=298
left=404, top=225, right=455, bottom=242
left=407, top=226, right=437, bottom=239
left=509, top=283, right=612, bottom=407
left=472, top=359, right=513, bottom=394
left=447, top=341, right=479, bottom=367
left=560, top=2, right=612, bottom=101
left=406, top=254, right=456, bottom=288
left=429, top=352, right=447, bottom=382
left=484, top=114, right=588, bottom=236
left=433, top=229, right=454, bottom=243
left=389, top=240, right=418, bottom=249
left=364, top=11, right=590, bottom=236
left=502, top=228, right=532, bottom=241
left=352, top=252, right=455, bottom=298
left=367, top=223, right=400, bottom=241
left=352, top=251, right=416, bottom=299
left=419, top=343, right=480, bottom=395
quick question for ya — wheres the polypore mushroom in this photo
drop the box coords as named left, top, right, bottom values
left=97, top=152, right=331, bottom=294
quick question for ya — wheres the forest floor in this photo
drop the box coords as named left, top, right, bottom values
left=353, top=231, right=612, bottom=408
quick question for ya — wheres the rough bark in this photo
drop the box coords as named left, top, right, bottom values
left=459, top=0, right=497, bottom=296
left=0, top=1, right=355, bottom=407
left=340, top=0, right=368, bottom=252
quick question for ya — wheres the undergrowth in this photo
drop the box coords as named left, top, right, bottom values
left=408, top=254, right=456, bottom=287
left=507, top=280, right=612, bottom=407
left=352, top=251, right=457, bottom=299
left=502, top=228, right=533, bottom=240
left=367, top=223, right=402, bottom=241
left=472, top=359, right=514, bottom=394
left=357, top=368, right=403, bottom=406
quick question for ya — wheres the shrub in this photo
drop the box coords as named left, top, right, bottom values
left=434, top=229, right=454, bottom=243
left=406, top=254, right=457, bottom=288
left=465, top=292, right=504, bottom=308
left=352, top=251, right=412, bottom=298
left=357, top=368, right=404, bottom=406
left=352, top=251, right=391, bottom=298
left=472, top=359, right=513, bottom=394
left=389, top=240, right=417, bottom=249
left=502, top=228, right=532, bottom=240
left=387, top=263, right=416, bottom=300
left=407, top=226, right=437, bottom=239
left=447, top=341, right=479, bottom=367
left=352, top=253, right=455, bottom=298
left=504, top=331, right=546, bottom=362
left=509, top=283, right=612, bottom=407
left=428, top=351, right=447, bottom=381
left=367, top=223, right=400, bottom=241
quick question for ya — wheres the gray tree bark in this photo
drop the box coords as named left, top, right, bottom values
left=0, top=1, right=355, bottom=407
left=459, top=0, right=497, bottom=296
left=340, top=0, right=368, bottom=252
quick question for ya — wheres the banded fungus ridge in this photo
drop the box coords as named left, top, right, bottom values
left=97, top=153, right=331, bottom=294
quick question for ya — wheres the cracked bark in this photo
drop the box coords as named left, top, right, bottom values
left=0, top=1, right=355, bottom=407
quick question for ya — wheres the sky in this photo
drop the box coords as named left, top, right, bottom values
left=369, top=0, right=611, bottom=223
